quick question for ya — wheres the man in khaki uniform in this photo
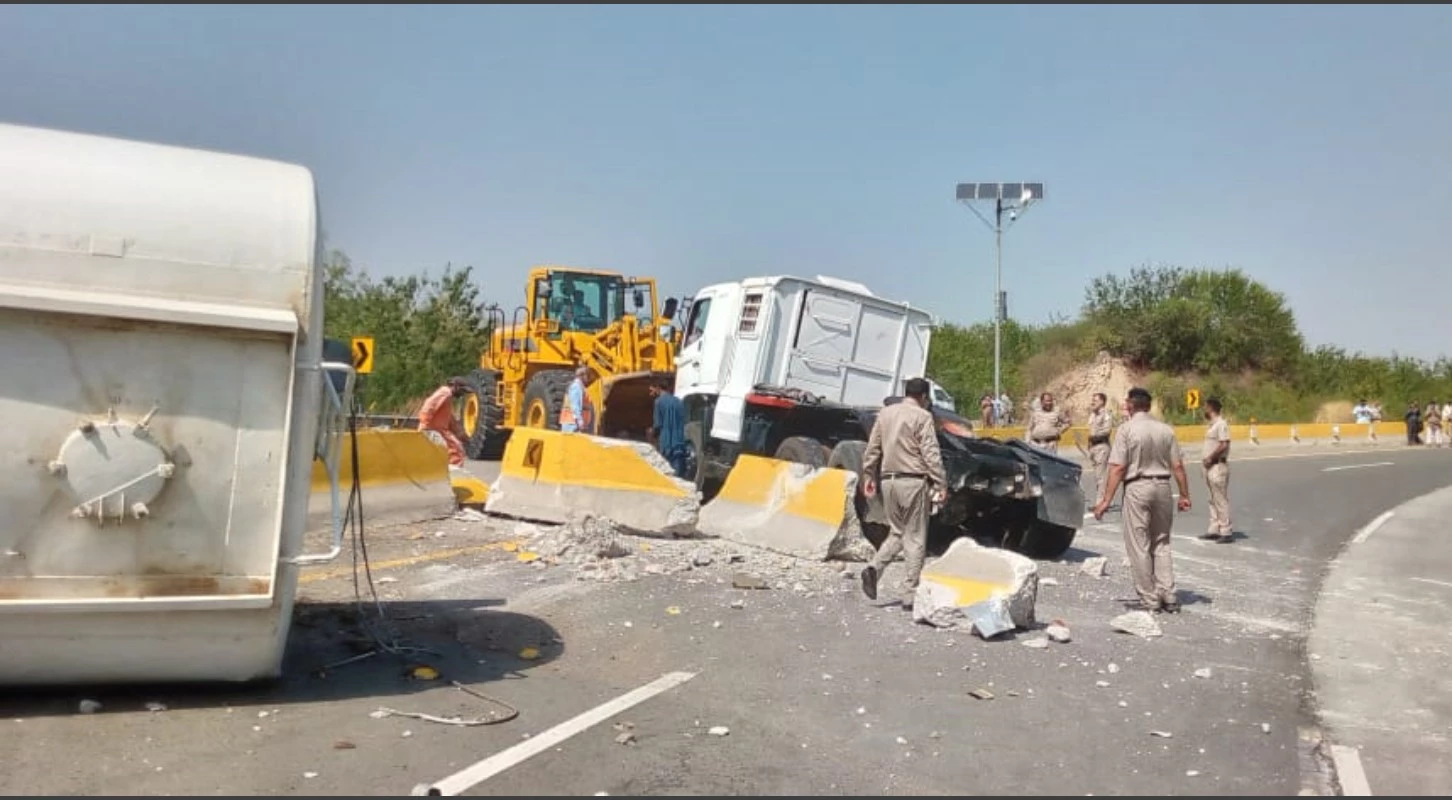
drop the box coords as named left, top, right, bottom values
left=1201, top=397, right=1232, bottom=541
left=860, top=377, right=948, bottom=610
left=1026, top=392, right=1070, bottom=453
left=1093, top=387, right=1192, bottom=613
left=1086, top=392, right=1114, bottom=505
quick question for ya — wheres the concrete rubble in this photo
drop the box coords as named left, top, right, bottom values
left=911, top=537, right=1039, bottom=633
left=1110, top=610, right=1164, bottom=638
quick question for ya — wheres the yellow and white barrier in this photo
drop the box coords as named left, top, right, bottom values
left=306, top=430, right=456, bottom=529
left=484, top=429, right=699, bottom=535
left=696, top=455, right=873, bottom=562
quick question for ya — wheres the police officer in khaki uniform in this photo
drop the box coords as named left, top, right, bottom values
left=1200, top=397, right=1232, bottom=541
left=859, top=377, right=948, bottom=610
left=1026, top=392, right=1070, bottom=453
left=1086, top=392, right=1114, bottom=505
left=1093, top=387, right=1192, bottom=613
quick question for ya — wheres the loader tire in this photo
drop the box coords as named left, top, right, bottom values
left=827, top=440, right=887, bottom=547
left=521, top=370, right=574, bottom=431
left=461, top=368, right=509, bottom=461
left=774, top=435, right=829, bottom=467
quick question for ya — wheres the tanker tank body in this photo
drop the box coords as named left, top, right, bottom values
left=0, top=122, right=354, bottom=685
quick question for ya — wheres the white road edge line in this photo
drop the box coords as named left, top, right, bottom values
left=1329, top=743, right=1374, bottom=796
left=416, top=670, right=698, bottom=796
left=1322, top=461, right=1395, bottom=472
left=1411, top=576, right=1452, bottom=590
left=1351, top=511, right=1395, bottom=545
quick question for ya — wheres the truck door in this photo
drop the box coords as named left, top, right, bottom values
left=674, top=288, right=724, bottom=396
left=786, top=288, right=908, bottom=406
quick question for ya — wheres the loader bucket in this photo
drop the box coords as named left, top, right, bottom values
left=598, top=370, right=673, bottom=440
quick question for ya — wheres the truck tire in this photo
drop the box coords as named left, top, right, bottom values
left=774, top=435, right=829, bottom=467
left=827, top=440, right=888, bottom=548
left=461, top=368, right=509, bottom=460
left=521, top=370, right=574, bottom=431
left=683, top=421, right=707, bottom=490
left=1013, top=521, right=1077, bottom=561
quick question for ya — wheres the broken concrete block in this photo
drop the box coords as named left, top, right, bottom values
left=1080, top=556, right=1108, bottom=577
left=911, top=537, right=1038, bottom=630
left=1110, top=610, right=1163, bottom=638
left=697, top=456, right=871, bottom=562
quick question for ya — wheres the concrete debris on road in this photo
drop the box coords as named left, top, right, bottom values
left=1193, top=667, right=1213, bottom=679
left=911, top=538, right=1038, bottom=632
left=1080, top=556, right=1108, bottom=577
left=453, top=508, right=488, bottom=523
left=1045, top=622, right=1072, bottom=643
left=708, top=726, right=730, bottom=737
left=1021, top=637, right=1050, bottom=649
left=1110, top=611, right=1164, bottom=638
left=732, top=572, right=770, bottom=590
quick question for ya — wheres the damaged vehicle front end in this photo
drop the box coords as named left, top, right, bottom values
left=856, top=400, right=1086, bottom=560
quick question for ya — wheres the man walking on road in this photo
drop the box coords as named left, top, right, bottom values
left=648, top=377, right=689, bottom=477
left=1093, top=387, right=1192, bottom=613
left=1086, top=392, right=1114, bottom=506
left=1201, top=397, right=1232, bottom=541
left=859, top=377, right=947, bottom=611
left=418, top=377, right=470, bottom=467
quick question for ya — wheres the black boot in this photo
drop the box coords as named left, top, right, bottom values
left=860, top=566, right=879, bottom=600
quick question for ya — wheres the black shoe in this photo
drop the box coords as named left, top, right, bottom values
left=1162, top=601, right=1182, bottom=614
left=860, top=566, right=879, bottom=600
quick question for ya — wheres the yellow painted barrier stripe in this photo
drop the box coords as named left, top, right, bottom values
left=499, top=429, right=688, bottom=497
left=451, top=474, right=491, bottom=506
left=297, top=540, right=523, bottom=585
left=974, top=421, right=1407, bottom=444
left=310, top=429, right=450, bottom=491
left=712, top=455, right=853, bottom=527
left=918, top=573, right=1012, bottom=608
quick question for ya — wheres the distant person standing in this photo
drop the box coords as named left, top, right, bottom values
left=1093, top=387, right=1192, bottom=613
left=859, top=378, right=948, bottom=612
left=1026, top=392, right=1070, bottom=453
left=1086, top=392, right=1114, bottom=505
left=560, top=365, right=595, bottom=434
left=1200, top=397, right=1232, bottom=542
left=1426, top=402, right=1444, bottom=447
left=1352, top=399, right=1373, bottom=424
left=1405, top=402, right=1423, bottom=446
left=648, top=378, right=688, bottom=477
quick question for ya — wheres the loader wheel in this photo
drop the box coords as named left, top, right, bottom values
left=828, top=440, right=887, bottom=547
left=774, top=436, right=829, bottom=467
left=461, top=368, right=509, bottom=461
left=522, top=370, right=574, bottom=431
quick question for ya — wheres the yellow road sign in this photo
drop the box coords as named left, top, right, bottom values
left=351, top=336, right=375, bottom=374
left=1186, top=388, right=1201, bottom=410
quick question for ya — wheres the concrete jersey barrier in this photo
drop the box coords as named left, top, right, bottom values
left=485, top=428, right=700, bottom=535
left=696, top=455, right=873, bottom=562
left=307, top=429, right=456, bottom=529
left=973, top=420, right=1408, bottom=447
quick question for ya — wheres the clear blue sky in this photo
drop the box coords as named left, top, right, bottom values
left=4, top=4, right=1449, bottom=360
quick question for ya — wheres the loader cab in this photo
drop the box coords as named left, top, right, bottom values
left=528, top=268, right=659, bottom=336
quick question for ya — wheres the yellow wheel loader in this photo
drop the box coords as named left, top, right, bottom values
left=459, top=265, right=679, bottom=460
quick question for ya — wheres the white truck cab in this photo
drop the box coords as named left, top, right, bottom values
left=927, top=379, right=957, bottom=414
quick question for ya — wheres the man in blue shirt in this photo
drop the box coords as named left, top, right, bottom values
left=648, top=378, right=689, bottom=478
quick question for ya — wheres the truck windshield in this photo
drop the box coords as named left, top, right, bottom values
left=538, top=272, right=651, bottom=333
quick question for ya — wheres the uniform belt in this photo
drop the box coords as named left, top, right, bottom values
left=1088, top=435, right=1110, bottom=446
left=1033, top=435, right=1060, bottom=443
left=1124, top=475, right=1171, bottom=484
left=880, top=472, right=927, bottom=481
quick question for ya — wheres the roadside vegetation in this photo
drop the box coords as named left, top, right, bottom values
left=320, top=250, right=1452, bottom=423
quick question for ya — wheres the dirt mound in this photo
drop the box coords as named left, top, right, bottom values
left=1031, top=352, right=1143, bottom=421
left=1315, top=401, right=1353, bottom=423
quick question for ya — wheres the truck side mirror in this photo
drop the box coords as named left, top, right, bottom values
left=662, top=297, right=678, bottom=319
left=536, top=278, right=552, bottom=300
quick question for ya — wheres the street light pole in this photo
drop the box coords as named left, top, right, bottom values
left=955, top=182, right=1045, bottom=411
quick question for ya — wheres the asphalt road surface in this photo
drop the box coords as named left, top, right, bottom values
left=3, top=445, right=1450, bottom=796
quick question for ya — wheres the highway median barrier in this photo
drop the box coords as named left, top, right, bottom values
left=974, top=420, right=1407, bottom=451
left=308, top=429, right=456, bottom=530
left=696, top=455, right=873, bottom=562
left=484, top=429, right=699, bottom=535
left=913, top=537, right=1039, bottom=632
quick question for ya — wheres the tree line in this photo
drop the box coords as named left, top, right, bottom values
left=319, top=249, right=1452, bottom=423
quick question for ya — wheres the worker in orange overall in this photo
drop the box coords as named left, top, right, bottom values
left=418, top=377, right=470, bottom=466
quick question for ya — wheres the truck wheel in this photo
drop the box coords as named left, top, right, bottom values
left=1014, top=522, right=1077, bottom=561
left=683, top=421, right=707, bottom=490
left=827, top=440, right=888, bottom=547
left=521, top=370, right=573, bottom=431
left=461, top=368, right=509, bottom=460
left=774, top=436, right=829, bottom=467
